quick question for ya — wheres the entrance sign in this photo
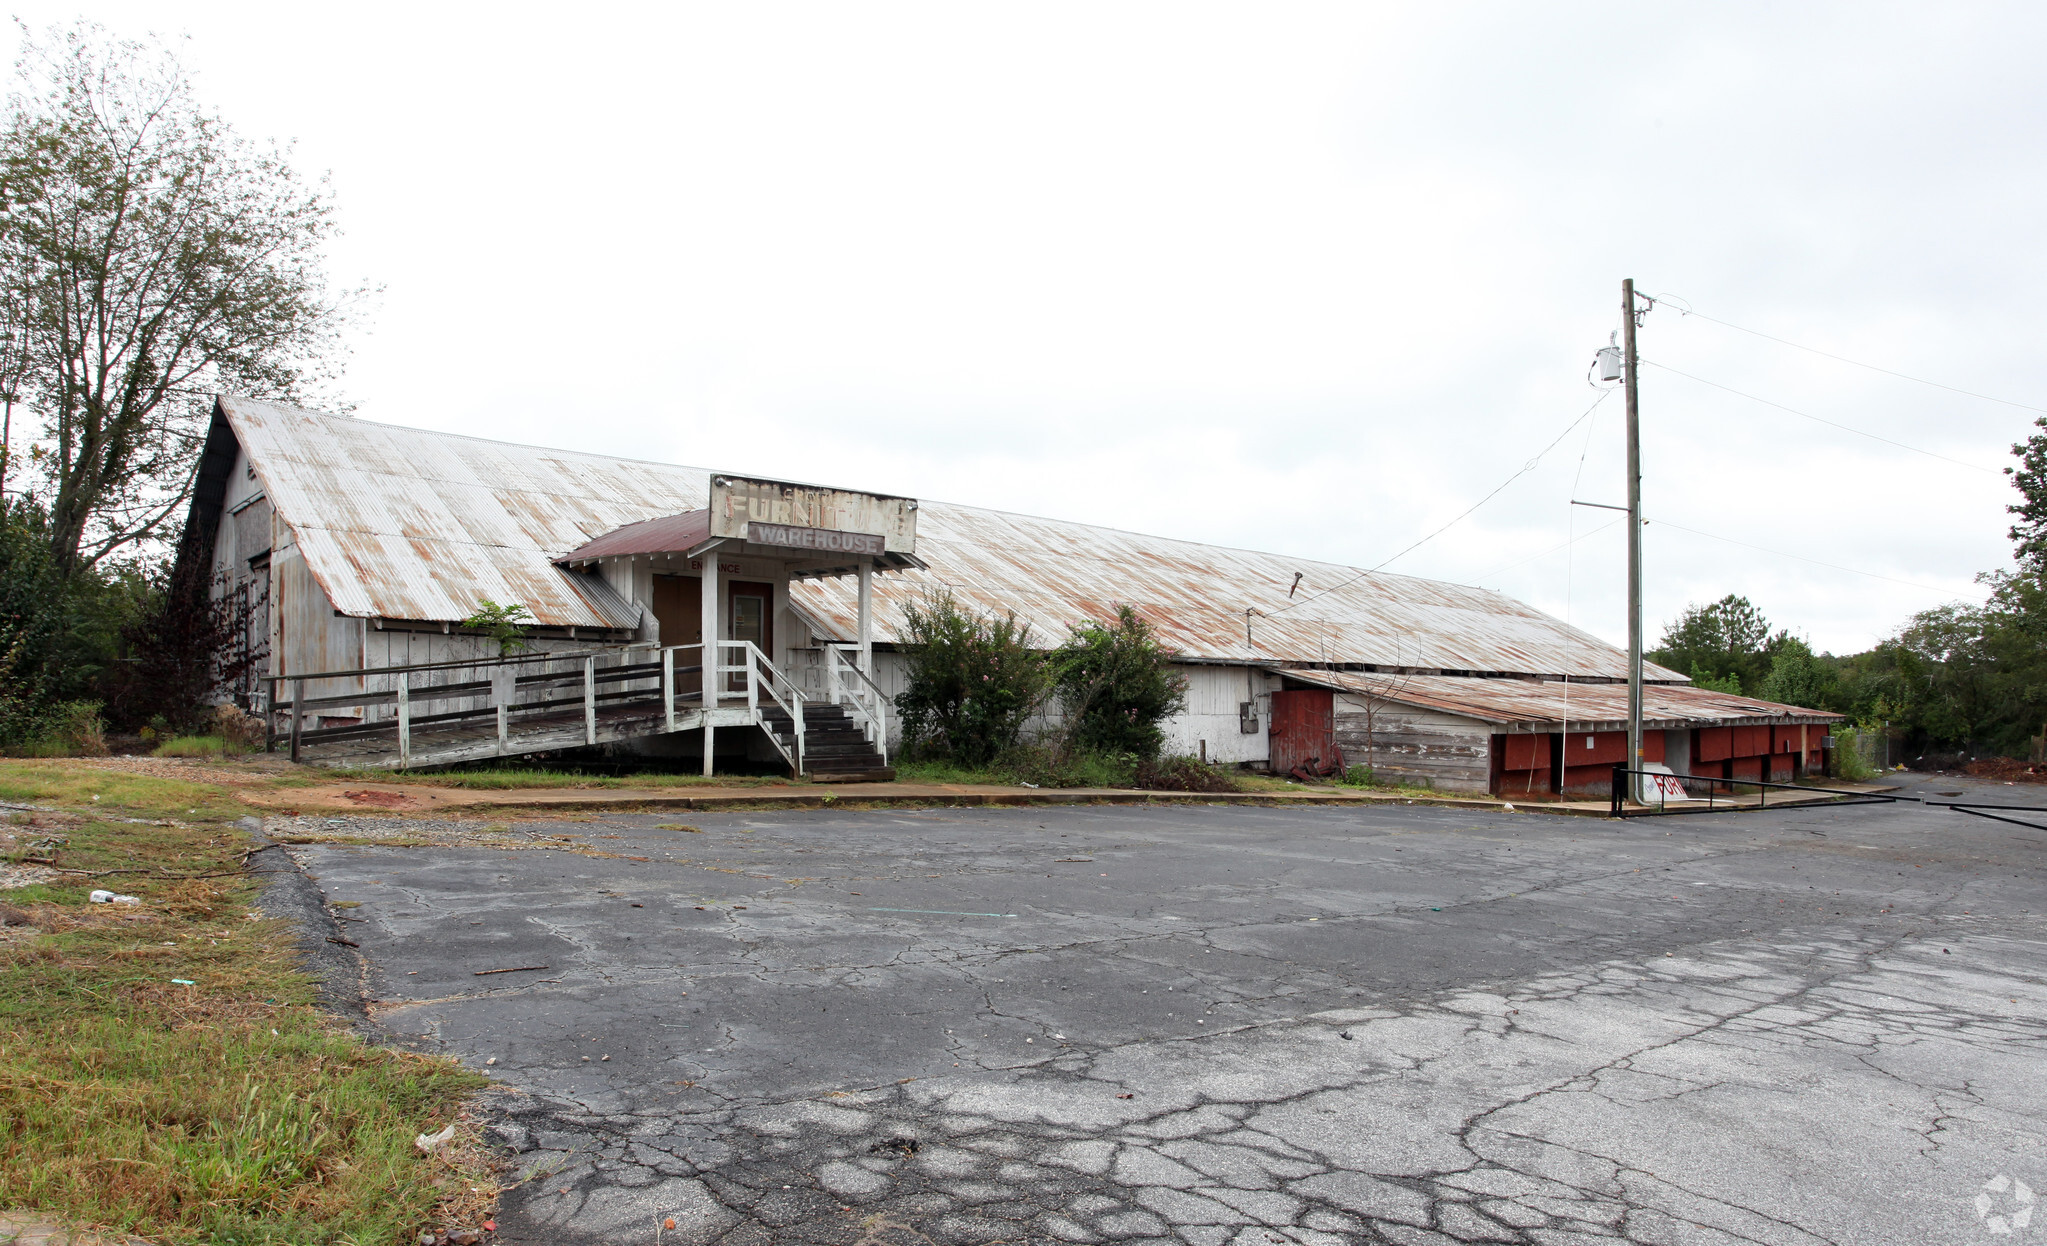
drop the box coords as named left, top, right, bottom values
left=709, top=475, right=918, bottom=554
left=747, top=522, right=885, bottom=556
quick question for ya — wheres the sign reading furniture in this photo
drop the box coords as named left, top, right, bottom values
left=709, top=474, right=918, bottom=554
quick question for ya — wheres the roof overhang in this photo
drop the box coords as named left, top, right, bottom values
left=557, top=508, right=926, bottom=580
left=1273, top=666, right=1846, bottom=732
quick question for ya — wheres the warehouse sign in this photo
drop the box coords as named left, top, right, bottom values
left=709, top=474, right=918, bottom=554
left=746, top=522, right=885, bottom=556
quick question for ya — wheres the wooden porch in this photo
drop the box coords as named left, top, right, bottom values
left=264, top=640, right=894, bottom=777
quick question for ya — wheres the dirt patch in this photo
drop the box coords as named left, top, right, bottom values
left=0, top=863, right=62, bottom=890
left=1966, top=757, right=2047, bottom=784
left=342, top=789, right=421, bottom=809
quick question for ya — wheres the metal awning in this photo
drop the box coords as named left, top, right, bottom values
left=557, top=508, right=926, bottom=580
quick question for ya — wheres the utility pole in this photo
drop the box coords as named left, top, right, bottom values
left=1621, top=278, right=1644, bottom=801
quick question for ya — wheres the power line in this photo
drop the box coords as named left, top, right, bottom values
left=1269, top=388, right=1615, bottom=617
left=1645, top=359, right=2001, bottom=475
left=1651, top=517, right=1971, bottom=596
left=1475, top=516, right=1623, bottom=582
left=1661, top=300, right=2047, bottom=416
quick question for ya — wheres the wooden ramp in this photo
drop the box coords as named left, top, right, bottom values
left=264, top=641, right=893, bottom=777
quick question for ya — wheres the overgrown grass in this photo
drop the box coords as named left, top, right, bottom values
left=0, top=762, right=493, bottom=1243
left=155, top=733, right=241, bottom=758
left=0, top=738, right=80, bottom=759
left=891, top=758, right=1014, bottom=786
left=0, top=761, right=251, bottom=820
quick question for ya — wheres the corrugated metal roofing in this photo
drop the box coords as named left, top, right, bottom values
left=1279, top=669, right=1843, bottom=729
left=225, top=397, right=698, bottom=629
left=795, top=505, right=1685, bottom=680
left=563, top=510, right=715, bottom=562
left=224, top=397, right=1678, bottom=679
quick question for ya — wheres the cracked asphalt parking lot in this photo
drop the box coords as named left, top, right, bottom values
left=288, top=774, right=2047, bottom=1245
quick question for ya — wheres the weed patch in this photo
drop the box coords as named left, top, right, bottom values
left=155, top=734, right=239, bottom=759
left=0, top=761, right=247, bottom=821
left=0, top=760, right=494, bottom=1243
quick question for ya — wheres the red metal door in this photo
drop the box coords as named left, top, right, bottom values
left=1268, top=690, right=1334, bottom=776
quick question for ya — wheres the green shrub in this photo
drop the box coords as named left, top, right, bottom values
left=0, top=700, right=107, bottom=758
left=895, top=590, right=1051, bottom=766
left=1340, top=763, right=1375, bottom=787
left=1052, top=605, right=1188, bottom=761
left=1133, top=754, right=1240, bottom=793
left=1830, top=726, right=1876, bottom=781
left=460, top=599, right=535, bottom=657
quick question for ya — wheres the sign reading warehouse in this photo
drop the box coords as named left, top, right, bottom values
left=746, top=522, right=886, bottom=556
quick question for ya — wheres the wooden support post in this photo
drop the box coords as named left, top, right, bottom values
left=396, top=677, right=410, bottom=768
left=857, top=558, right=873, bottom=676
left=584, top=655, right=598, bottom=745
left=494, top=665, right=512, bottom=754
left=289, top=678, right=304, bottom=764
left=663, top=647, right=676, bottom=732
left=701, top=553, right=720, bottom=777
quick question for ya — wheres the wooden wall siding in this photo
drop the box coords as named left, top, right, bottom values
left=207, top=464, right=272, bottom=708
left=1161, top=665, right=1271, bottom=765
left=1333, top=699, right=1490, bottom=793
left=1555, top=729, right=1664, bottom=795
left=274, top=548, right=364, bottom=706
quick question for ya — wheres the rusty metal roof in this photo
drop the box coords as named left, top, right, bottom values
left=1277, top=669, right=1843, bottom=729
left=562, top=510, right=715, bottom=562
left=223, top=396, right=696, bottom=629
left=224, top=397, right=1678, bottom=679
left=793, top=508, right=1685, bottom=680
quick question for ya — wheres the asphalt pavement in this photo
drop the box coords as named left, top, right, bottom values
left=284, top=774, right=2047, bottom=1245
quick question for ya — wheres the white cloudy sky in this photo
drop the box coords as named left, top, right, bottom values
left=15, top=2, right=2036, bottom=654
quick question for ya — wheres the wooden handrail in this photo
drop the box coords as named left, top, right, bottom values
left=264, top=642, right=704, bottom=687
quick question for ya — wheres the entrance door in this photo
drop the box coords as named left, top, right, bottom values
left=1268, top=690, right=1334, bottom=776
left=728, top=582, right=774, bottom=691
left=651, top=574, right=703, bottom=697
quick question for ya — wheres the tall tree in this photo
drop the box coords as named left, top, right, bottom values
left=2007, top=415, right=2047, bottom=578
left=0, top=22, right=355, bottom=575
left=1649, top=594, right=1781, bottom=694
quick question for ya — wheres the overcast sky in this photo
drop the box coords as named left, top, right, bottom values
left=15, top=2, right=2036, bottom=654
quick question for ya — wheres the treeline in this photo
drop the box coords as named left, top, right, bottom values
left=1650, top=587, right=2042, bottom=759
left=0, top=500, right=258, bottom=749
left=1654, top=418, right=2047, bottom=761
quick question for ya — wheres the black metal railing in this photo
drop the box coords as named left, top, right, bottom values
left=1607, top=765, right=1907, bottom=818
left=1926, top=801, right=2047, bottom=831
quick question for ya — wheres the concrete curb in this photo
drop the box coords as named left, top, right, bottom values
left=247, top=780, right=1901, bottom=821
left=258, top=786, right=1619, bottom=818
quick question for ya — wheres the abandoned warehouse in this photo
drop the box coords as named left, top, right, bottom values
left=183, top=396, right=1840, bottom=795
